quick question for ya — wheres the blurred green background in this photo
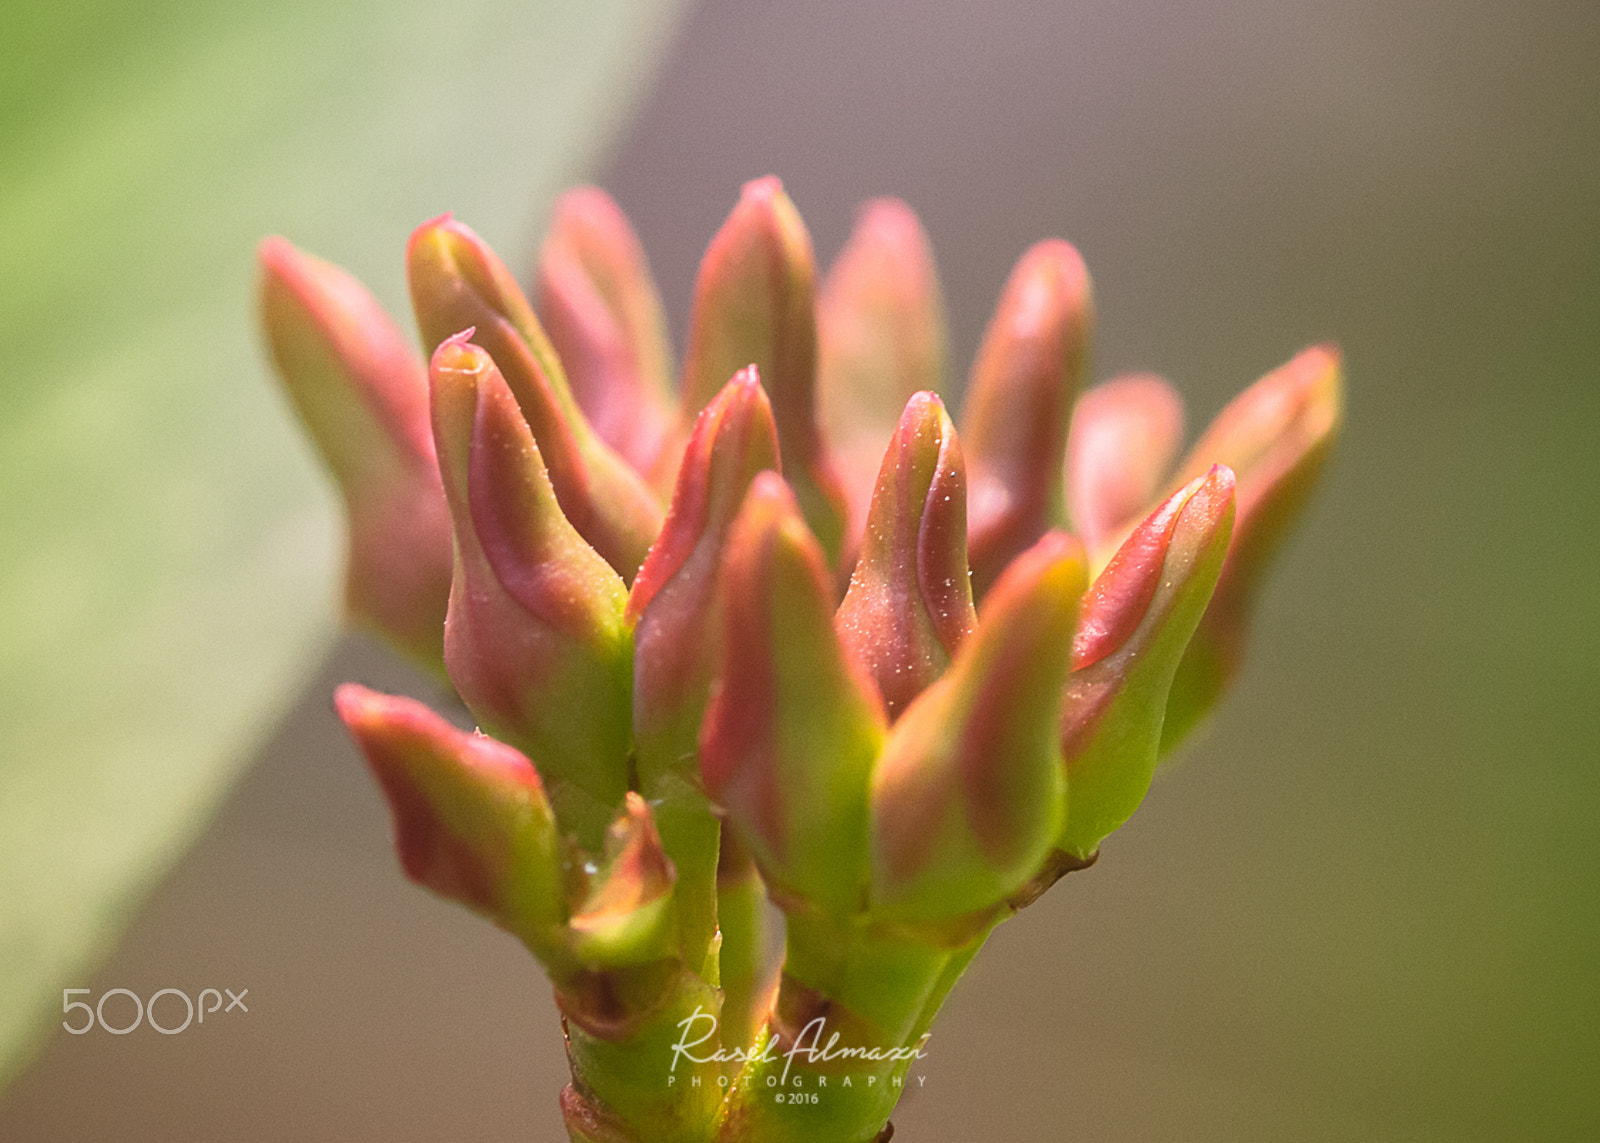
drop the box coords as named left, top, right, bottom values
left=2, top=0, right=1596, bottom=1139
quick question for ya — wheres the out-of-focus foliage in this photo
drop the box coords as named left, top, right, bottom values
left=0, top=0, right=684, bottom=1088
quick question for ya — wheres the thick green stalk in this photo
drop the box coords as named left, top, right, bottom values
left=711, top=905, right=960, bottom=1143
left=560, top=964, right=724, bottom=1143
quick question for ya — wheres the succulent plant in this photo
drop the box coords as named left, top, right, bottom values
left=258, top=175, right=1341, bottom=1143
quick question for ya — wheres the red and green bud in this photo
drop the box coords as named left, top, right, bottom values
left=960, top=240, right=1093, bottom=594
left=835, top=391, right=976, bottom=720
left=1058, top=466, right=1236, bottom=858
left=429, top=334, right=633, bottom=846
left=334, top=684, right=569, bottom=962
left=257, top=237, right=453, bottom=671
left=628, top=367, right=780, bottom=787
left=699, top=473, right=886, bottom=916
left=1160, top=346, right=1343, bottom=751
left=568, top=793, right=678, bottom=967
left=1067, top=373, right=1185, bottom=559
left=622, top=372, right=782, bottom=978
left=535, top=186, right=678, bottom=481
left=817, top=197, right=949, bottom=529
left=869, top=531, right=1083, bottom=923
left=679, top=178, right=849, bottom=565
left=407, top=214, right=662, bottom=579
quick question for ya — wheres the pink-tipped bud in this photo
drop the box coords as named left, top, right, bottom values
left=818, top=198, right=949, bottom=529
left=680, top=178, right=849, bottom=565
left=870, top=532, right=1084, bottom=922
left=1161, top=346, right=1343, bottom=751
left=408, top=215, right=663, bottom=579
left=1067, top=373, right=1186, bottom=557
left=257, top=237, right=452, bottom=670
left=699, top=473, right=886, bottom=916
left=961, top=240, right=1094, bottom=595
left=568, top=793, right=678, bottom=966
left=628, top=368, right=781, bottom=787
left=430, top=335, right=633, bottom=847
left=334, top=684, right=568, bottom=959
left=1057, top=466, right=1236, bottom=858
left=535, top=187, right=678, bottom=480
left=835, top=392, right=977, bottom=720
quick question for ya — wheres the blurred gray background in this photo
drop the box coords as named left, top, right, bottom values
left=4, top=0, right=1597, bottom=1138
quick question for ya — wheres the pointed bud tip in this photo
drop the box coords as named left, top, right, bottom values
left=413, top=211, right=458, bottom=237
left=1073, top=465, right=1235, bottom=671
left=1186, top=344, right=1344, bottom=483
left=336, top=682, right=530, bottom=774
left=881, top=388, right=954, bottom=466
left=550, top=186, right=621, bottom=227
left=407, top=215, right=497, bottom=297
left=741, top=174, right=785, bottom=202
left=856, top=196, right=924, bottom=246
left=430, top=327, right=481, bottom=366
left=1185, top=462, right=1238, bottom=524
left=1275, top=342, right=1343, bottom=427
left=1004, top=239, right=1091, bottom=326
left=901, top=387, right=944, bottom=427
left=1027, top=237, right=1089, bottom=281
left=333, top=681, right=384, bottom=728
left=626, top=364, right=778, bottom=622
left=256, top=234, right=293, bottom=272
left=727, top=362, right=761, bottom=396
left=995, top=239, right=1092, bottom=358
left=1298, top=344, right=1345, bottom=432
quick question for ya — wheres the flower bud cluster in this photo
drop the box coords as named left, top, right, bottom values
left=260, top=176, right=1340, bottom=1142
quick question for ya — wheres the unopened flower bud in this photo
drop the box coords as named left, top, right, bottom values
left=628, top=368, right=780, bottom=787
left=817, top=198, right=949, bottom=528
left=258, top=237, right=452, bottom=670
left=430, top=334, right=633, bottom=846
left=680, top=178, right=849, bottom=565
left=870, top=531, right=1083, bottom=922
left=699, top=473, right=886, bottom=916
left=1057, top=466, right=1236, bottom=858
left=961, top=240, right=1093, bottom=594
left=334, top=684, right=568, bottom=960
left=1161, top=346, right=1343, bottom=751
left=408, top=215, right=663, bottom=578
left=535, top=187, right=678, bottom=480
left=836, top=392, right=976, bottom=719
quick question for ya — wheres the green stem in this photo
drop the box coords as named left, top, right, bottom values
left=554, top=774, right=729, bottom=1141
left=559, top=963, right=724, bottom=1143
left=710, top=907, right=954, bottom=1143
